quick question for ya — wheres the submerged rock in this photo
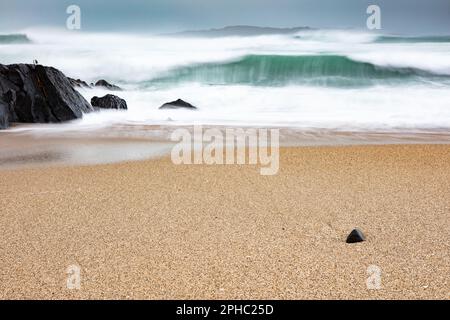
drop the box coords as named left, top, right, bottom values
left=91, top=94, right=127, bottom=110
left=346, top=228, right=366, bottom=243
left=159, top=99, right=197, bottom=110
left=0, top=63, right=93, bottom=129
left=93, top=79, right=122, bottom=91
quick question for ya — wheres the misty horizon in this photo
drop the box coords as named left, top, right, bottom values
left=0, top=0, right=449, bottom=35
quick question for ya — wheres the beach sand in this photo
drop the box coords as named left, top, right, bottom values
left=0, top=144, right=449, bottom=299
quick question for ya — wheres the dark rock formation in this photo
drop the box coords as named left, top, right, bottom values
left=68, top=77, right=91, bottom=89
left=91, top=94, right=127, bottom=110
left=93, top=79, right=122, bottom=91
left=0, top=63, right=93, bottom=129
left=159, top=98, right=197, bottom=110
left=346, top=228, right=366, bottom=243
left=68, top=78, right=123, bottom=91
left=0, top=99, right=9, bottom=129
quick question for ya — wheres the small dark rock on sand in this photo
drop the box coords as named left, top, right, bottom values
left=346, top=228, right=366, bottom=243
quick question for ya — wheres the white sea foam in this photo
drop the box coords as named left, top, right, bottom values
left=2, top=28, right=449, bottom=79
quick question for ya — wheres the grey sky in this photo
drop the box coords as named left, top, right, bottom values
left=0, top=0, right=449, bottom=34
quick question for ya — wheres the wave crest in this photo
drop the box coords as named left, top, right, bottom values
left=0, top=34, right=31, bottom=44
left=145, top=54, right=447, bottom=87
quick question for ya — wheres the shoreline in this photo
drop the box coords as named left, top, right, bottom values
left=2, top=126, right=450, bottom=170
left=1, top=144, right=449, bottom=299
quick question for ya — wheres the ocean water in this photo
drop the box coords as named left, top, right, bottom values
left=1, top=28, right=450, bottom=134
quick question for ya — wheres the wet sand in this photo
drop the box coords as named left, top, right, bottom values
left=2, top=126, right=450, bottom=169
left=0, top=145, right=449, bottom=299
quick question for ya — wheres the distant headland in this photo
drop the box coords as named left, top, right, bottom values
left=163, top=25, right=313, bottom=37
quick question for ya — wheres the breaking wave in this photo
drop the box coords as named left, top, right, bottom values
left=145, top=54, right=450, bottom=87
left=0, top=34, right=31, bottom=44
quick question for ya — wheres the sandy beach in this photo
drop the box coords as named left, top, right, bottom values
left=0, top=144, right=449, bottom=299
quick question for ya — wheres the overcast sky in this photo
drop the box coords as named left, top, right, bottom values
left=0, top=0, right=449, bottom=34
